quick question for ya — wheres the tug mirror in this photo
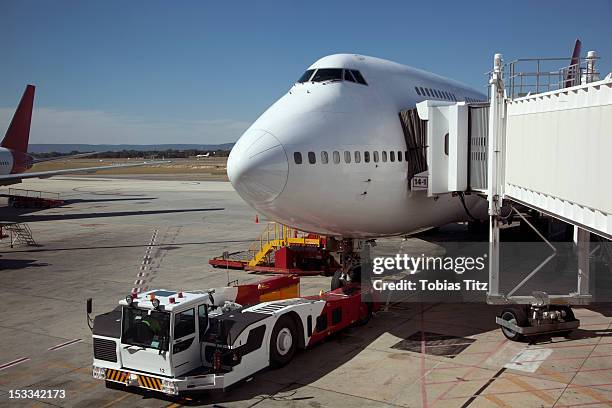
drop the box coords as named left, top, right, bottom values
left=86, top=298, right=93, bottom=331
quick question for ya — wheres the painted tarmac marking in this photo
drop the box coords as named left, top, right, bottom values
left=432, top=338, right=509, bottom=406
left=99, top=393, right=131, bottom=408
left=443, top=381, right=612, bottom=402
left=0, top=357, right=30, bottom=371
left=482, top=393, right=510, bottom=407
left=48, top=338, right=82, bottom=351
left=419, top=304, right=429, bottom=408
left=132, top=228, right=160, bottom=294
left=503, top=375, right=556, bottom=404
left=504, top=348, right=553, bottom=373
left=459, top=367, right=506, bottom=408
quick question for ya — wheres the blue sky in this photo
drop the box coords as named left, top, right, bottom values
left=1, top=0, right=610, bottom=144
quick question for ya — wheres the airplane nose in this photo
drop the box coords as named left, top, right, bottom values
left=227, top=130, right=288, bottom=204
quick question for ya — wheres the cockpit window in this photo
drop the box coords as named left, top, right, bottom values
left=350, top=70, right=367, bottom=85
left=344, top=70, right=356, bottom=82
left=298, top=68, right=368, bottom=86
left=311, top=68, right=343, bottom=82
left=297, top=69, right=315, bottom=83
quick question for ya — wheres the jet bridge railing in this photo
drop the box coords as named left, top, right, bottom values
left=486, top=53, right=601, bottom=99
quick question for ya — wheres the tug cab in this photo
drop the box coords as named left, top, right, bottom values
left=118, top=290, right=210, bottom=378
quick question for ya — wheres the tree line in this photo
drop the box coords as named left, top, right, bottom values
left=31, top=149, right=231, bottom=159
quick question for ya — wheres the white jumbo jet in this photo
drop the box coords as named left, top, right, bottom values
left=227, top=54, right=488, bottom=241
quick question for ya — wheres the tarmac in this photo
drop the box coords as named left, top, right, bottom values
left=1, top=176, right=611, bottom=408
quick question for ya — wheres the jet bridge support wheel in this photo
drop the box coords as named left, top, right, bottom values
left=500, top=307, right=528, bottom=341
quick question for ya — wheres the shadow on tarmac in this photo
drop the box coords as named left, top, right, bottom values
left=0, top=207, right=224, bottom=223
left=0, top=257, right=49, bottom=270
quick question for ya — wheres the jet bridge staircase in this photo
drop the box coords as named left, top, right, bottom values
left=411, top=50, right=611, bottom=338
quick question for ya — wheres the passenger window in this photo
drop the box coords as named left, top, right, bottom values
left=373, top=151, right=379, bottom=162
left=382, top=151, right=387, bottom=162
left=397, top=151, right=402, bottom=162
left=321, top=151, right=328, bottom=164
left=294, top=152, right=302, bottom=164
left=344, top=70, right=356, bottom=82
left=344, top=151, right=351, bottom=163
left=297, top=69, right=315, bottom=83
left=419, top=87, right=425, bottom=96
left=174, top=308, right=195, bottom=339
left=364, top=151, right=370, bottom=163
left=415, top=86, right=421, bottom=95
left=405, top=151, right=409, bottom=162
left=354, top=151, right=361, bottom=163
left=198, top=305, right=208, bottom=338
left=350, top=70, right=367, bottom=85
left=390, top=151, right=395, bottom=162
left=312, top=68, right=343, bottom=82
left=333, top=151, right=340, bottom=164
left=308, top=152, right=316, bottom=164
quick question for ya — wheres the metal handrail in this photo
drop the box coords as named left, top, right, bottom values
left=486, top=55, right=601, bottom=99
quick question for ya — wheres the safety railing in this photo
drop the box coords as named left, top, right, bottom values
left=8, top=188, right=60, bottom=201
left=486, top=54, right=600, bottom=99
left=247, top=222, right=322, bottom=267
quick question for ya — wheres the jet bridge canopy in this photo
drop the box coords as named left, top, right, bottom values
left=503, top=78, right=612, bottom=239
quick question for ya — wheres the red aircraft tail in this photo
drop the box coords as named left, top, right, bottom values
left=1, top=85, right=35, bottom=153
left=564, top=39, right=582, bottom=88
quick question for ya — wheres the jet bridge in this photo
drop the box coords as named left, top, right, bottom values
left=414, top=52, right=611, bottom=313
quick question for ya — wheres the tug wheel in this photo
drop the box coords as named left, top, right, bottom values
left=500, top=307, right=528, bottom=341
left=270, top=315, right=297, bottom=368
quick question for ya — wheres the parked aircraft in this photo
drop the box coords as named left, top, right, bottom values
left=0, top=85, right=167, bottom=186
left=227, top=54, right=488, bottom=239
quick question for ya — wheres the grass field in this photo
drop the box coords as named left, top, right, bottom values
left=27, top=157, right=229, bottom=180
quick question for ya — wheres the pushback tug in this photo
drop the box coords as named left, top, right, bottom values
left=88, top=275, right=375, bottom=395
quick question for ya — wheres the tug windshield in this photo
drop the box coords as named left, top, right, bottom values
left=121, top=307, right=170, bottom=351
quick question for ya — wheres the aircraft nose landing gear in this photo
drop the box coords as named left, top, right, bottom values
left=330, top=238, right=370, bottom=290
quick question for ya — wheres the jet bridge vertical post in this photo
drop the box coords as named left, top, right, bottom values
left=486, top=53, right=505, bottom=301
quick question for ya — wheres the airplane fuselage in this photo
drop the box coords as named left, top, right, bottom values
left=0, top=147, right=32, bottom=176
left=227, top=54, right=488, bottom=238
